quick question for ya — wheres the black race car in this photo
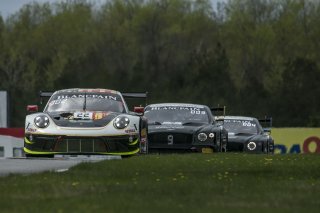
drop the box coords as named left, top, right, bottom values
left=144, top=103, right=228, bottom=153
left=219, top=116, right=274, bottom=153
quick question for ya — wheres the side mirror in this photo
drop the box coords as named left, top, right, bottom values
left=27, top=105, right=38, bottom=112
left=134, top=106, right=144, bottom=115
left=263, top=128, right=271, bottom=134
left=215, top=116, right=225, bottom=122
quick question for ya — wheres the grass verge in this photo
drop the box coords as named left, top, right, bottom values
left=0, top=153, right=319, bottom=213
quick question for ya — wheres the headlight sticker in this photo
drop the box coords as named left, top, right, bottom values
left=113, top=116, right=130, bottom=129
left=209, top=133, right=215, bottom=138
left=34, top=115, right=50, bottom=128
left=198, top=133, right=208, bottom=142
left=125, top=129, right=137, bottom=133
left=247, top=142, right=257, bottom=150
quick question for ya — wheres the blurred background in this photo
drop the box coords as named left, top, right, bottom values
left=0, top=0, right=319, bottom=127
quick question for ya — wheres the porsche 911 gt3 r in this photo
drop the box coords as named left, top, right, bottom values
left=144, top=103, right=228, bottom=153
left=220, top=116, right=274, bottom=153
left=24, top=88, right=148, bottom=157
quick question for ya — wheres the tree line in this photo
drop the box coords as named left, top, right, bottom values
left=0, top=0, right=319, bottom=127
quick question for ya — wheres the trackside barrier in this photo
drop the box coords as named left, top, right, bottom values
left=272, top=128, right=320, bottom=154
left=0, top=128, right=24, bottom=158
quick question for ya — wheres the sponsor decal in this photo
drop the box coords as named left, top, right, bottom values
left=273, top=128, right=320, bottom=154
left=275, top=136, right=320, bottom=154
left=149, top=106, right=206, bottom=114
left=141, top=128, right=147, bottom=137
left=92, top=112, right=109, bottom=120
left=125, top=129, right=137, bottom=134
left=303, top=137, right=320, bottom=153
left=225, top=119, right=256, bottom=127
left=48, top=94, right=121, bottom=107
left=26, top=128, right=37, bottom=133
left=55, top=94, right=118, bottom=101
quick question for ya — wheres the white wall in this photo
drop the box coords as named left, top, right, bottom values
left=0, top=135, right=24, bottom=158
left=0, top=91, right=8, bottom=128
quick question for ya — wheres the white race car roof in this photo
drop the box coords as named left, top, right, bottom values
left=54, top=88, right=121, bottom=95
left=146, top=103, right=207, bottom=109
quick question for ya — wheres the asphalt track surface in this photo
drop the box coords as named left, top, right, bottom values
left=0, top=155, right=121, bottom=177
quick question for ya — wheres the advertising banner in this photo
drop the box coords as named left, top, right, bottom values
left=272, top=128, right=320, bottom=154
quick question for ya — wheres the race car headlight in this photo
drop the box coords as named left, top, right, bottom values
left=34, top=115, right=50, bottom=128
left=247, top=141, right=257, bottom=151
left=113, top=116, right=130, bottom=129
left=198, top=133, right=208, bottom=142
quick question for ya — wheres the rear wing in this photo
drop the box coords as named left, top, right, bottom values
left=258, top=116, right=273, bottom=133
left=39, top=91, right=54, bottom=104
left=210, top=106, right=226, bottom=123
left=122, top=92, right=148, bottom=106
left=122, top=92, right=148, bottom=99
left=210, top=106, right=226, bottom=116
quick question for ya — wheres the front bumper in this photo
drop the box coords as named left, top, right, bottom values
left=24, top=133, right=140, bottom=155
left=148, top=132, right=221, bottom=152
left=227, top=141, right=273, bottom=153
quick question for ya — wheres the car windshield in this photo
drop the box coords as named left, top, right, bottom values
left=144, top=105, right=209, bottom=124
left=223, top=119, right=259, bottom=134
left=45, top=92, right=125, bottom=113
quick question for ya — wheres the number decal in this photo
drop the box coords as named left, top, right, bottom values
left=74, top=112, right=93, bottom=120
left=242, top=121, right=256, bottom=127
left=167, top=135, right=173, bottom=145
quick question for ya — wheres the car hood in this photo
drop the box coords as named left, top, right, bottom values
left=227, top=132, right=263, bottom=143
left=148, top=123, right=218, bottom=134
left=48, top=111, right=120, bottom=128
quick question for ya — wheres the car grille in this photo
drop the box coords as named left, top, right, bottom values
left=227, top=141, right=244, bottom=151
left=25, top=134, right=138, bottom=153
left=148, top=133, right=193, bottom=145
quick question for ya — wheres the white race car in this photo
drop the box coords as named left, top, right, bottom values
left=24, top=88, right=148, bottom=157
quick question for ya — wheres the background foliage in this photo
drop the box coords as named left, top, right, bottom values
left=0, top=0, right=319, bottom=127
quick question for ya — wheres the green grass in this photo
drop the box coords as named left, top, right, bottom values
left=1, top=154, right=320, bottom=213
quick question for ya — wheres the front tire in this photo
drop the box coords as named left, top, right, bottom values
left=25, top=154, right=54, bottom=158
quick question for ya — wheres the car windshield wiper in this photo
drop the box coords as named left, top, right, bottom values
left=182, top=121, right=205, bottom=126
left=148, top=121, right=162, bottom=125
left=234, top=132, right=255, bottom=136
left=83, top=92, right=87, bottom=111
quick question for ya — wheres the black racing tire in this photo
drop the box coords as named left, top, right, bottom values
left=26, top=154, right=54, bottom=158
left=139, top=117, right=148, bottom=154
left=121, top=155, right=132, bottom=159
